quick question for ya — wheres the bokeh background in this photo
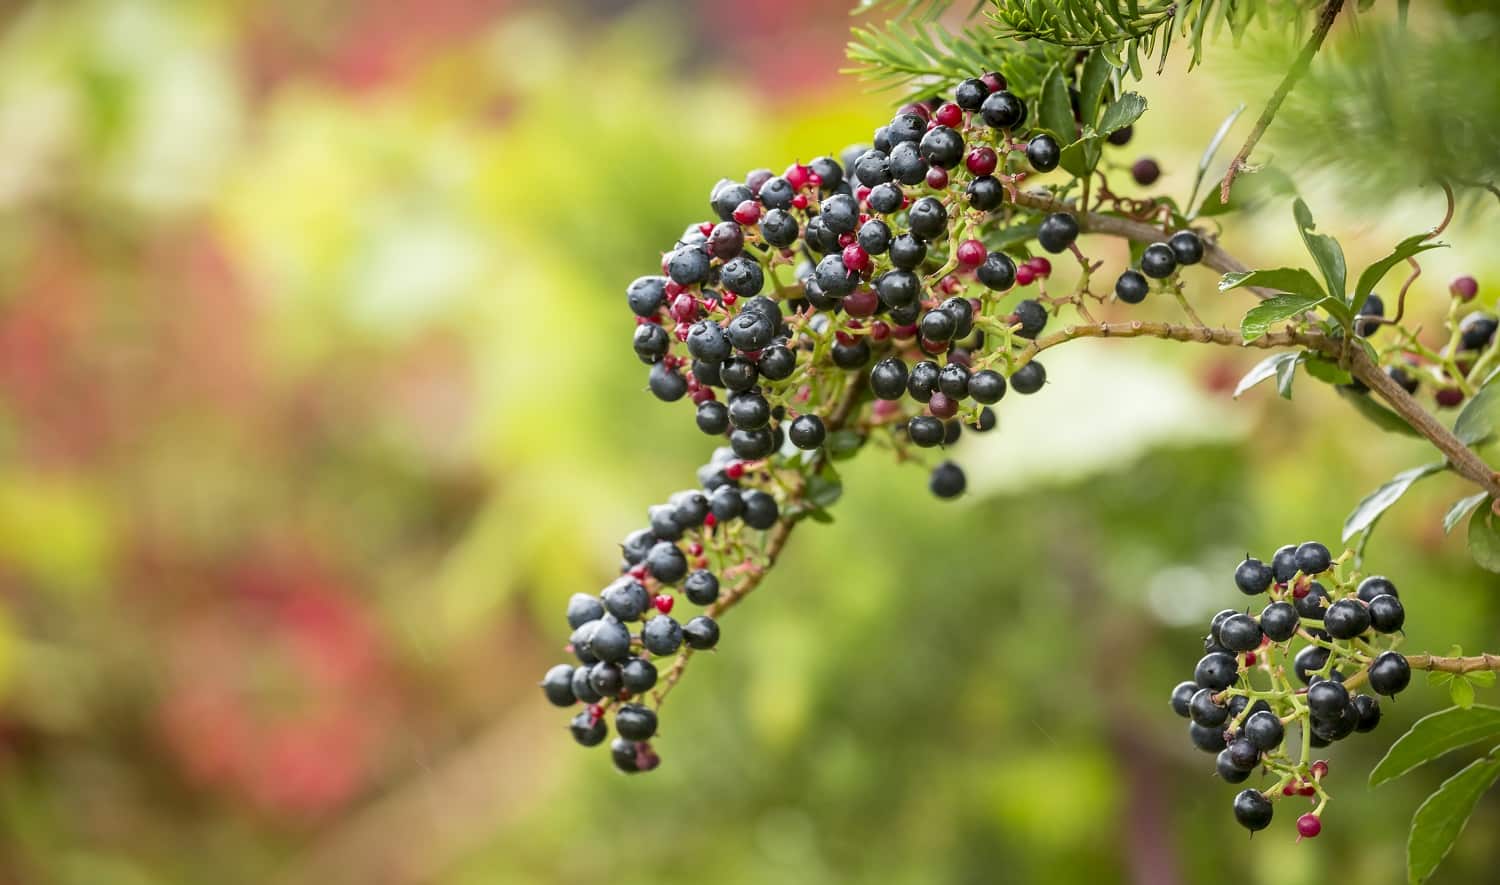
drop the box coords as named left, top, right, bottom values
left=0, top=1, right=1497, bottom=883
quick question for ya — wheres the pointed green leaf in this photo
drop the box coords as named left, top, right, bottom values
left=1468, top=501, right=1500, bottom=573
left=1445, top=493, right=1489, bottom=535
left=1219, top=267, right=1326, bottom=300
left=1077, top=50, right=1113, bottom=129
left=1370, top=705, right=1500, bottom=786
left=1276, top=351, right=1303, bottom=399
left=1240, top=294, right=1327, bottom=342
left=1354, top=233, right=1448, bottom=304
left=1454, top=376, right=1500, bottom=446
left=1098, top=92, right=1146, bottom=134
left=1337, top=387, right=1421, bottom=437
left=1039, top=64, right=1076, bottom=144
left=1304, top=354, right=1353, bottom=386
left=1292, top=198, right=1348, bottom=302
left=1187, top=103, right=1245, bottom=215
left=1453, top=677, right=1477, bottom=710
left=1342, top=462, right=1446, bottom=543
left=1407, top=750, right=1500, bottom=884
left=1234, top=352, right=1301, bottom=399
left=1470, top=671, right=1496, bottom=688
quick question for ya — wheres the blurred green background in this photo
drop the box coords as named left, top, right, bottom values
left=0, top=1, right=1496, bottom=883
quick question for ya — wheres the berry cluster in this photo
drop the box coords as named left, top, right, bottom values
left=540, top=446, right=779, bottom=772
left=627, top=72, right=1205, bottom=499
left=1344, top=276, right=1496, bottom=409
left=1170, top=542, right=1411, bottom=836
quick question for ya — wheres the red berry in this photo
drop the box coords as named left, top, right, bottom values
left=966, top=147, right=998, bottom=177
left=725, top=461, right=745, bottom=479
left=899, top=102, right=931, bottom=121
left=956, top=239, right=987, bottom=267
left=1436, top=387, right=1466, bottom=408
left=698, top=222, right=714, bottom=237
left=703, top=512, right=717, bottom=529
left=791, top=194, right=809, bottom=210
left=688, top=541, right=703, bottom=556
left=722, top=293, right=738, bottom=305
left=690, top=387, right=716, bottom=405
left=838, top=231, right=857, bottom=248
left=587, top=703, right=604, bottom=723
left=1016, top=265, right=1036, bottom=286
left=893, top=323, right=919, bottom=338
left=1299, top=784, right=1317, bottom=796
left=843, top=243, right=871, bottom=272
left=1028, top=257, right=1052, bottom=277
left=934, top=102, right=963, bottom=127
left=670, top=292, right=697, bottom=322
left=786, top=163, right=811, bottom=190
left=855, top=185, right=872, bottom=204
left=843, top=288, right=879, bottom=317
left=870, top=321, right=891, bottom=341
left=1282, top=784, right=1297, bottom=797
left=1297, top=813, right=1322, bottom=838
left=925, top=166, right=949, bottom=189
left=628, top=564, right=647, bottom=580
left=1131, top=157, right=1161, bottom=186
left=807, top=173, right=823, bottom=188
left=928, top=392, right=958, bottom=419
left=1311, top=760, right=1328, bottom=780
left=673, top=322, right=690, bottom=342
left=654, top=594, right=674, bottom=614
left=732, top=200, right=761, bottom=225
left=1244, top=651, right=1257, bottom=666
left=981, top=72, right=1006, bottom=93
left=1451, top=275, right=1479, bottom=301
left=664, top=280, right=684, bottom=298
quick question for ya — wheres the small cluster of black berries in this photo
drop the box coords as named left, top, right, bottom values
left=1169, top=541, right=1411, bottom=837
left=540, top=446, right=781, bottom=773
left=1342, top=275, right=1494, bottom=409
left=627, top=71, right=1207, bottom=501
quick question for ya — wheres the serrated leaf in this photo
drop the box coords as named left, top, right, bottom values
left=1453, top=678, right=1478, bottom=710
left=1240, top=294, right=1326, bottom=342
left=1454, top=376, right=1500, bottom=446
left=1468, top=501, right=1500, bottom=573
left=1407, top=751, right=1500, bottom=884
left=1341, top=462, right=1446, bottom=543
left=1445, top=493, right=1489, bottom=534
left=1234, top=352, right=1300, bottom=399
left=1371, top=705, right=1500, bottom=786
left=1292, top=198, right=1348, bottom=303
left=1337, top=387, right=1421, bottom=437
left=1219, top=267, right=1326, bottom=300
left=1098, top=92, right=1146, bottom=134
left=1039, top=64, right=1076, bottom=143
left=1353, top=233, right=1448, bottom=304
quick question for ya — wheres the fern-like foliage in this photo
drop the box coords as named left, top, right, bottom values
left=846, top=18, right=1075, bottom=100
left=989, top=0, right=1309, bottom=75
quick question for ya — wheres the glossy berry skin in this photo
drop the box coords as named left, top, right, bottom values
left=1307, top=679, right=1350, bottom=720
left=787, top=414, right=827, bottom=450
left=1323, top=598, right=1371, bottom=640
left=1367, top=594, right=1404, bottom=633
left=1140, top=244, right=1177, bottom=279
left=742, top=490, right=779, bottom=529
left=1459, top=313, right=1498, bottom=351
left=1294, top=541, right=1332, bottom=575
left=1218, top=614, right=1262, bottom=653
left=980, top=91, right=1025, bottom=129
left=1217, top=750, right=1252, bottom=783
left=589, top=661, right=624, bottom=696
left=570, top=711, right=608, bottom=747
left=1356, top=575, right=1398, bottom=602
left=1293, top=645, right=1331, bottom=685
left=977, top=253, right=1017, bottom=291
left=1271, top=544, right=1299, bottom=583
left=1244, top=710, right=1284, bottom=751
left=1232, top=789, right=1274, bottom=832
left=870, top=358, right=909, bottom=400
left=758, top=345, right=796, bottom=381
left=1168, top=230, right=1204, bottom=266
left=1259, top=602, right=1300, bottom=642
left=696, top=400, right=729, bottom=435
left=588, top=617, right=633, bottom=664
left=907, top=360, right=940, bottom=403
left=1170, top=681, right=1197, bottom=717
left=1353, top=694, right=1382, bottom=732
left=929, top=461, right=966, bottom=499
left=1026, top=134, right=1061, bottom=172
left=1194, top=652, right=1239, bottom=691
left=908, top=416, right=945, bottom=448
left=1368, top=651, right=1411, bottom=697
left=919, top=126, right=965, bottom=169
left=1233, top=557, right=1273, bottom=595
left=610, top=736, right=644, bottom=773
left=969, top=370, right=1007, bottom=404
left=729, top=427, right=774, bottom=459
left=570, top=665, right=602, bottom=702
left=954, top=77, right=988, bottom=111
left=1012, top=299, right=1048, bottom=339
left=621, top=657, right=658, bottom=693
left=683, top=570, right=720, bottom=606
left=1114, top=270, right=1149, bottom=304
left=1011, top=361, right=1046, bottom=395
left=858, top=219, right=892, bottom=255
left=1297, top=813, right=1322, bottom=839
left=1226, top=737, right=1260, bottom=771
left=1294, top=581, right=1331, bottom=620
left=567, top=593, right=606, bottom=630
left=542, top=664, right=576, bottom=706
left=627, top=276, right=668, bottom=317
left=1189, top=688, right=1229, bottom=727
left=938, top=363, right=970, bottom=398
left=1037, top=213, right=1079, bottom=254
left=966, top=175, right=1005, bottom=211
left=1131, top=157, right=1161, bottom=186
left=908, top=197, right=949, bottom=241
left=1189, top=721, right=1229, bottom=753
left=641, top=615, right=684, bottom=656
left=602, top=578, right=651, bottom=621
left=616, top=703, right=659, bottom=741
left=920, top=309, right=957, bottom=342
left=683, top=615, right=720, bottom=650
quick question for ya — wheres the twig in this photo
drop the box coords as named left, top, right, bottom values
left=1406, top=653, right=1500, bottom=674
left=1218, top=0, right=1345, bottom=205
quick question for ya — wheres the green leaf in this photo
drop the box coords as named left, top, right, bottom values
left=806, top=467, right=844, bottom=510
left=1341, top=462, right=1446, bottom=543
left=1058, top=136, right=1102, bottom=179
left=1275, top=351, right=1303, bottom=399
left=1337, top=387, right=1421, bottom=437
left=1445, top=492, right=1489, bottom=535
left=1370, top=705, right=1500, bottom=786
left=1453, top=677, right=1478, bottom=710
left=1454, top=375, right=1500, bottom=446
left=1097, top=92, right=1146, bottom=134
left=1197, top=165, right=1295, bottom=219
left=1039, top=64, right=1076, bottom=143
left=1471, top=671, right=1496, bottom=688
left=1076, top=50, right=1114, bottom=129
left=825, top=429, right=865, bottom=460
left=1353, top=233, right=1448, bottom=305
left=1186, top=103, right=1245, bottom=216
left=1292, top=198, right=1348, bottom=302
left=1468, top=501, right=1500, bottom=574
left=1219, top=267, right=1326, bottom=300
left=1303, top=354, right=1353, bottom=386
left=1407, top=750, right=1500, bottom=884
left=1240, top=294, right=1326, bottom=342
left=1233, top=352, right=1300, bottom=399
left=805, top=507, right=835, bottom=525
